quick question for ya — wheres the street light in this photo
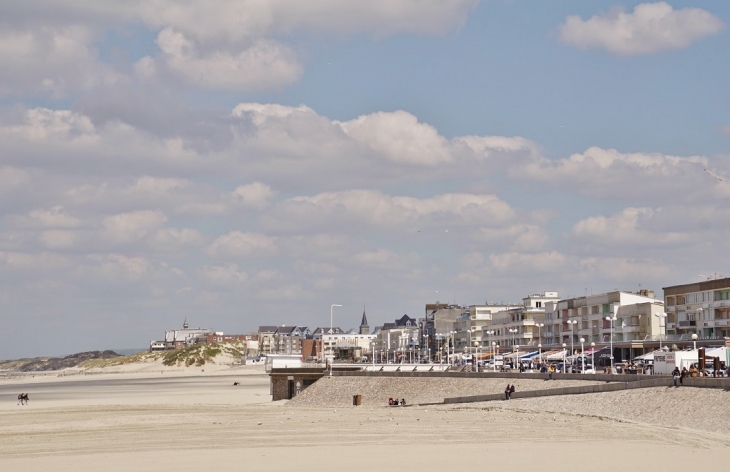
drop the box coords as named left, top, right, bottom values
left=567, top=319, right=578, bottom=369
left=580, top=337, right=585, bottom=373
left=590, top=341, right=595, bottom=372
left=605, top=314, right=617, bottom=373
left=491, top=341, right=497, bottom=372
left=654, top=312, right=667, bottom=350
left=562, top=343, right=567, bottom=373
left=537, top=323, right=544, bottom=364
left=692, top=333, right=698, bottom=350
left=423, top=334, right=429, bottom=363
left=446, top=330, right=456, bottom=364
left=327, top=304, right=342, bottom=374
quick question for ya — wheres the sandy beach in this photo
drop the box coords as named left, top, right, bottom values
left=2, top=367, right=729, bottom=471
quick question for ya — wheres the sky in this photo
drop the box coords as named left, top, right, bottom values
left=1, top=1, right=729, bottom=358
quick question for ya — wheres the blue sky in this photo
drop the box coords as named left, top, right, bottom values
left=0, top=1, right=729, bottom=358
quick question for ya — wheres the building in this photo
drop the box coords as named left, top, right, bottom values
left=419, top=304, right=466, bottom=361
left=155, top=320, right=211, bottom=350
left=485, top=292, right=559, bottom=352
left=663, top=277, right=730, bottom=340
left=374, top=314, right=419, bottom=363
left=274, top=326, right=311, bottom=356
left=257, top=326, right=278, bottom=355
left=455, top=304, right=521, bottom=353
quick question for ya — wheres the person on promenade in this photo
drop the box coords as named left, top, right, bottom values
left=548, top=364, right=555, bottom=380
left=505, top=384, right=511, bottom=400
left=672, top=367, right=680, bottom=387
left=509, top=384, right=515, bottom=398
left=680, top=367, right=688, bottom=385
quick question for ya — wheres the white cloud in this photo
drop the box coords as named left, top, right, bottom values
left=147, top=28, right=302, bottom=90
left=337, top=111, right=451, bottom=166
left=102, top=210, right=167, bottom=244
left=18, top=206, right=80, bottom=229
left=271, top=190, right=516, bottom=232
left=199, top=263, right=248, bottom=287
left=205, top=231, right=277, bottom=258
left=517, top=146, right=708, bottom=200
left=136, top=0, right=477, bottom=41
left=38, top=230, right=77, bottom=249
left=230, top=182, right=276, bottom=208
left=0, top=26, right=120, bottom=97
left=351, top=248, right=419, bottom=270
left=559, top=2, right=724, bottom=56
left=489, top=250, right=568, bottom=273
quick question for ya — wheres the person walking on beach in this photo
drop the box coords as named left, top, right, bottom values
left=672, top=367, right=680, bottom=387
left=22, top=393, right=29, bottom=405
left=509, top=384, right=515, bottom=399
left=505, top=384, right=511, bottom=400
left=17, top=393, right=23, bottom=406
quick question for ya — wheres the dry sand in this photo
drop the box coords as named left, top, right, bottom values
left=1, top=367, right=729, bottom=471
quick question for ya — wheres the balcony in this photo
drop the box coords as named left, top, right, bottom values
left=666, top=306, right=676, bottom=313
left=678, top=320, right=696, bottom=328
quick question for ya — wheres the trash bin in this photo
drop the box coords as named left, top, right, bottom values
left=353, top=395, right=362, bottom=406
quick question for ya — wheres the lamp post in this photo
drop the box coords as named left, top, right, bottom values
left=423, top=334, right=429, bottom=363
left=606, top=314, right=617, bottom=373
left=692, top=333, right=698, bottom=350
left=537, top=323, right=544, bottom=364
left=567, top=319, right=577, bottom=370
left=562, top=343, right=567, bottom=373
left=328, top=304, right=341, bottom=372
left=580, top=337, right=585, bottom=373
left=473, top=340, right=479, bottom=372
left=491, top=341, right=497, bottom=372
left=654, top=312, right=667, bottom=350
left=446, top=331, right=456, bottom=364
left=590, top=341, right=595, bottom=372
left=371, top=341, right=375, bottom=366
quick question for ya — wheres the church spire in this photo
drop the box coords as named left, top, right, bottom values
left=359, top=304, right=369, bottom=334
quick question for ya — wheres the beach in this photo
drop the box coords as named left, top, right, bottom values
left=2, top=367, right=729, bottom=471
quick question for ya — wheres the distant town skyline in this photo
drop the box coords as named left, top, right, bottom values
left=1, top=1, right=729, bottom=358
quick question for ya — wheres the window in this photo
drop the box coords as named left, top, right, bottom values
left=536, top=301, right=542, bottom=308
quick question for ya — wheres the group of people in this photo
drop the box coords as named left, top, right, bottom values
left=504, top=384, right=515, bottom=400
left=17, top=393, right=29, bottom=405
left=388, top=397, right=406, bottom=406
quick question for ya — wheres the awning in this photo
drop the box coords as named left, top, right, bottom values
left=546, top=349, right=568, bottom=361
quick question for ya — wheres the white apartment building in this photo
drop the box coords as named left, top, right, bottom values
left=543, top=290, right=663, bottom=349
left=454, top=304, right=521, bottom=353
left=483, top=292, right=559, bottom=351
left=663, top=277, right=730, bottom=339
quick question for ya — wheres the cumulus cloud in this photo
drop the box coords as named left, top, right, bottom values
left=559, top=2, right=724, bottom=56
left=0, top=26, right=120, bottom=97
left=199, top=263, right=248, bottom=287
left=517, top=146, right=709, bottom=200
left=230, top=182, right=276, bottom=208
left=268, top=190, right=517, bottom=233
left=337, top=111, right=451, bottom=166
left=205, top=231, right=277, bottom=258
left=144, top=28, right=302, bottom=90
left=102, top=210, right=168, bottom=244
